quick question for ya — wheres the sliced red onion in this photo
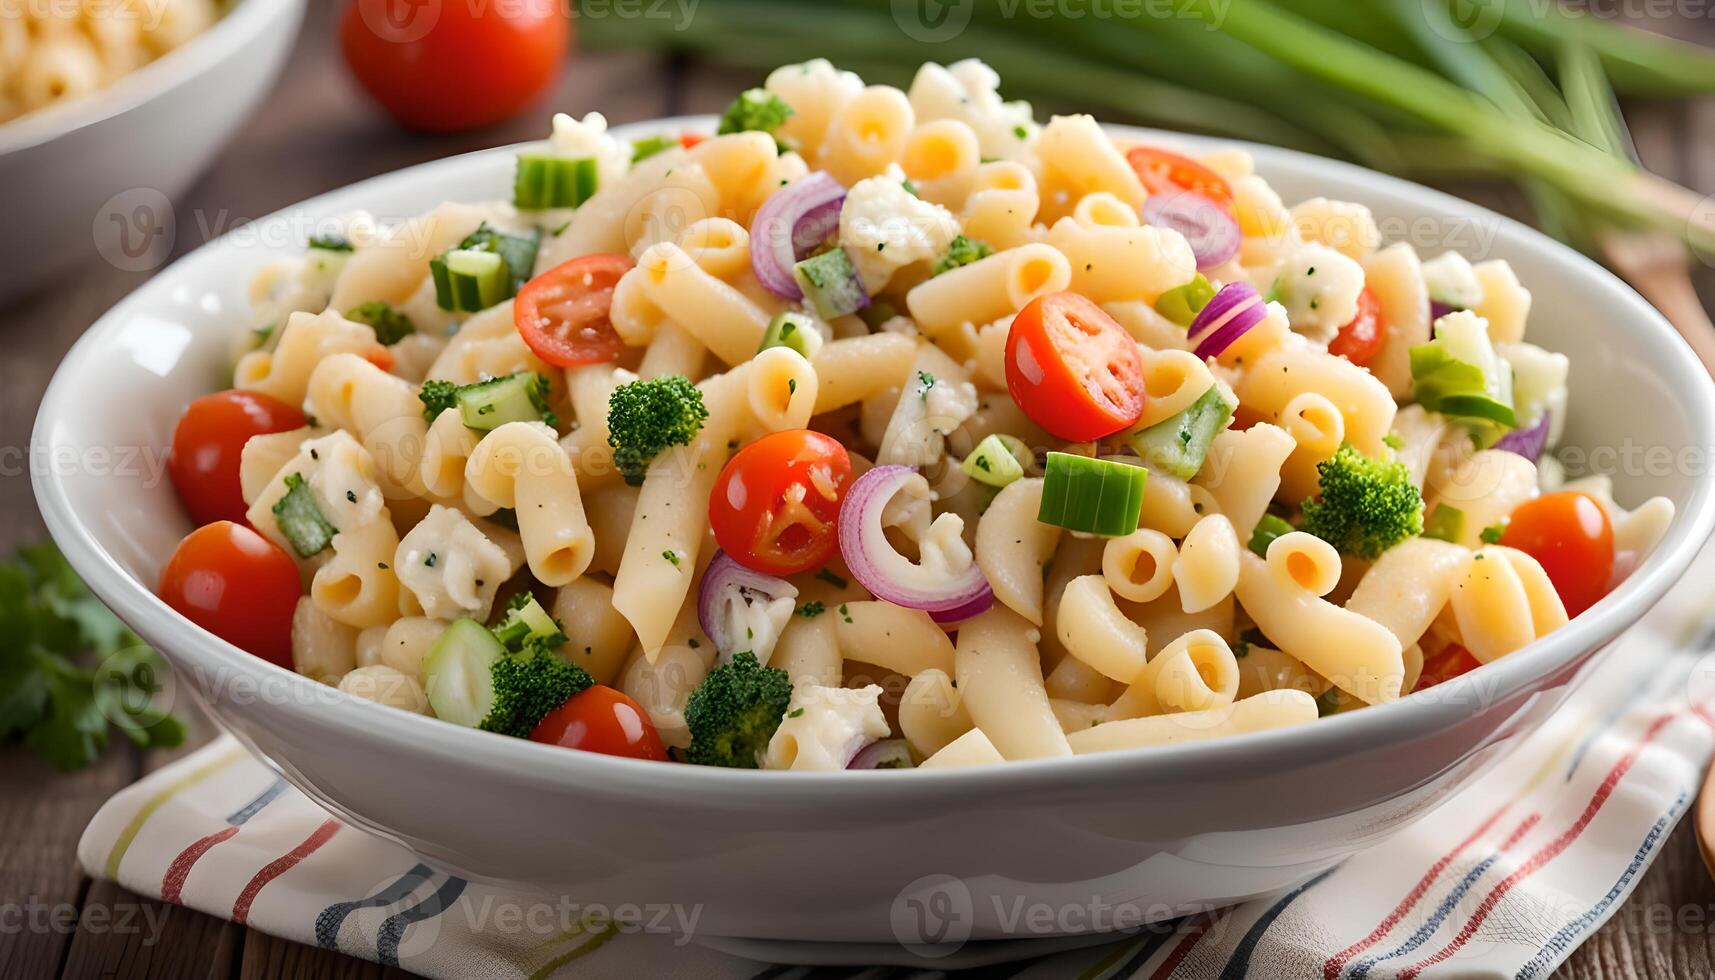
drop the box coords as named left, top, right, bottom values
left=837, top=465, right=993, bottom=624
left=750, top=171, right=846, bottom=300
left=1189, top=282, right=1267, bottom=359
left=697, top=550, right=798, bottom=666
left=1494, top=410, right=1551, bottom=463
left=1430, top=300, right=1458, bottom=323
left=1142, top=191, right=1241, bottom=270
left=847, top=739, right=915, bottom=770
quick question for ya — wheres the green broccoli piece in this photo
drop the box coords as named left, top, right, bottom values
left=932, top=235, right=994, bottom=276
left=418, top=379, right=459, bottom=422
left=490, top=592, right=566, bottom=654
left=716, top=88, right=794, bottom=142
left=1299, top=443, right=1424, bottom=560
left=683, top=651, right=793, bottom=768
left=345, top=301, right=416, bottom=345
left=606, top=375, right=708, bottom=486
left=481, top=647, right=593, bottom=738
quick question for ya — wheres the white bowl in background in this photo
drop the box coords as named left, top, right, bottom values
left=0, top=0, right=304, bottom=304
left=32, top=120, right=1715, bottom=949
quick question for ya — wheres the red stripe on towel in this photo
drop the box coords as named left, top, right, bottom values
left=232, top=819, right=341, bottom=925
left=160, top=826, right=240, bottom=905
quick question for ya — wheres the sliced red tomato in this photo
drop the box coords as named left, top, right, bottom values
left=360, top=344, right=395, bottom=372
left=1005, top=292, right=1147, bottom=442
left=1500, top=491, right=1615, bottom=617
left=710, top=430, right=852, bottom=576
left=1126, top=146, right=1235, bottom=215
left=1328, top=286, right=1386, bottom=366
left=514, top=253, right=632, bottom=367
left=168, top=390, right=307, bottom=526
left=679, top=131, right=707, bottom=149
left=157, top=521, right=301, bottom=669
left=530, top=685, right=669, bottom=760
left=1417, top=643, right=1482, bottom=691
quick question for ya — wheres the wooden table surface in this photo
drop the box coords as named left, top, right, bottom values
left=6, top=3, right=1715, bottom=978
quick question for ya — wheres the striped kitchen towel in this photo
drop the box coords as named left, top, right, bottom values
left=79, top=548, right=1715, bottom=979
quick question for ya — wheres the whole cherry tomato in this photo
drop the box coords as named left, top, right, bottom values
left=1328, top=286, right=1386, bottom=366
left=1500, top=491, right=1615, bottom=617
left=710, top=429, right=852, bottom=576
left=157, top=521, right=301, bottom=669
left=530, top=685, right=669, bottom=761
left=514, top=253, right=632, bottom=367
left=168, top=389, right=306, bottom=526
left=1005, top=291, right=1147, bottom=442
left=339, top=0, right=568, bottom=132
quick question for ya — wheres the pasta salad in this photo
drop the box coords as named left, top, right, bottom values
left=155, top=58, right=1674, bottom=771
left=1, top=0, right=218, bottom=124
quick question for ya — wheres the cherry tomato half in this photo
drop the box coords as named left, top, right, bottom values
left=168, top=390, right=306, bottom=526
left=1328, top=286, right=1385, bottom=366
left=1126, top=146, right=1235, bottom=216
left=514, top=253, right=633, bottom=367
left=679, top=131, right=707, bottom=149
left=1500, top=491, right=1615, bottom=617
left=339, top=0, right=568, bottom=132
left=1417, top=643, right=1482, bottom=691
left=1005, top=292, right=1147, bottom=442
left=157, top=522, right=301, bottom=669
left=530, top=685, right=669, bottom=761
left=710, top=429, right=852, bottom=576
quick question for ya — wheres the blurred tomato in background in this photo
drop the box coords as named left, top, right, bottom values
left=340, top=0, right=569, bottom=132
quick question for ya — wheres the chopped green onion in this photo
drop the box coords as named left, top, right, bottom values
left=1129, top=384, right=1235, bottom=480
left=1422, top=504, right=1466, bottom=543
left=344, top=301, right=415, bottom=345
left=1037, top=453, right=1148, bottom=536
left=453, top=372, right=557, bottom=431
left=306, top=234, right=353, bottom=252
left=1153, top=273, right=1216, bottom=326
left=514, top=154, right=599, bottom=210
left=271, top=473, right=336, bottom=558
left=631, top=134, right=677, bottom=162
left=1480, top=522, right=1507, bottom=545
left=793, top=247, right=868, bottom=320
left=757, top=311, right=823, bottom=358
left=961, top=433, right=1026, bottom=488
left=1247, top=513, right=1295, bottom=557
left=1410, top=312, right=1516, bottom=437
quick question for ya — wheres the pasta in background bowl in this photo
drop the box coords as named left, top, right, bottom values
left=0, top=0, right=301, bottom=302
left=32, top=63, right=1715, bottom=946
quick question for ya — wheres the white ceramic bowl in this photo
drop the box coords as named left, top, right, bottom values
left=0, top=0, right=304, bottom=304
left=33, top=120, right=1715, bottom=949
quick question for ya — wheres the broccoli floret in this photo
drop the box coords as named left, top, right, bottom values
left=491, top=592, right=567, bottom=654
left=418, top=379, right=459, bottom=422
left=1300, top=443, right=1423, bottom=560
left=606, top=375, right=708, bottom=485
left=345, top=301, right=415, bottom=345
left=480, top=647, right=593, bottom=739
left=683, top=651, right=792, bottom=768
left=932, top=235, right=994, bottom=276
left=716, top=88, right=794, bottom=142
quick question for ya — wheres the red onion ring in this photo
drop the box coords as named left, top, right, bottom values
left=697, top=550, right=797, bottom=663
left=837, top=465, right=994, bottom=624
left=749, top=171, right=846, bottom=300
left=1189, top=282, right=1266, bottom=359
left=1142, top=191, right=1241, bottom=271
left=1493, top=410, right=1551, bottom=463
left=847, top=739, right=914, bottom=770
left=1430, top=299, right=1458, bottom=322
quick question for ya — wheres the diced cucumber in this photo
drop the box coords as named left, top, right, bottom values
left=1154, top=273, right=1216, bottom=326
left=1038, top=453, right=1148, bottom=536
left=793, top=247, right=868, bottom=320
left=421, top=619, right=505, bottom=728
left=758, top=311, right=824, bottom=358
left=961, top=433, right=1026, bottom=488
left=513, top=154, right=599, bottom=210
left=270, top=473, right=336, bottom=558
left=431, top=248, right=509, bottom=312
left=1409, top=310, right=1516, bottom=437
left=454, top=372, right=554, bottom=431
left=1129, top=384, right=1236, bottom=480
left=492, top=594, right=563, bottom=652
left=1422, top=504, right=1465, bottom=543
left=1247, top=513, right=1295, bottom=557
